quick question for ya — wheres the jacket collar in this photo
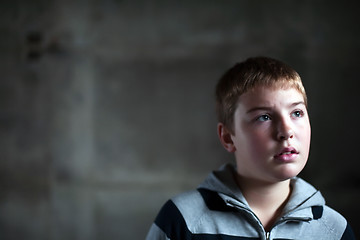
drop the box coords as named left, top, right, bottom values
left=198, top=163, right=326, bottom=220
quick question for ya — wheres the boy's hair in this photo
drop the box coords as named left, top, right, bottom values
left=216, top=56, right=307, bottom=133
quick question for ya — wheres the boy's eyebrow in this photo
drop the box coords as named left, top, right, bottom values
left=246, top=106, right=272, bottom=114
left=246, top=101, right=306, bottom=114
left=289, top=101, right=306, bottom=108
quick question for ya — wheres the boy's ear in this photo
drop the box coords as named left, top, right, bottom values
left=217, top=123, right=236, bottom=153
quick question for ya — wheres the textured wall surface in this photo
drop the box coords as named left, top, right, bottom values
left=1, top=0, right=359, bottom=239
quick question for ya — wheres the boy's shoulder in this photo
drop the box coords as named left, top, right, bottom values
left=301, top=204, right=355, bottom=239
left=152, top=189, right=209, bottom=238
left=321, top=205, right=349, bottom=233
left=170, top=189, right=210, bottom=221
left=155, top=188, right=253, bottom=238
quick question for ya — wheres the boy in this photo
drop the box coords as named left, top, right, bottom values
left=145, top=57, right=355, bottom=239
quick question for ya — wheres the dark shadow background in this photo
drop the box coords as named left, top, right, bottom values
left=1, top=0, right=359, bottom=239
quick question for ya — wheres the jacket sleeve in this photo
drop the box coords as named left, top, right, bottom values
left=145, top=200, right=191, bottom=240
left=145, top=223, right=170, bottom=240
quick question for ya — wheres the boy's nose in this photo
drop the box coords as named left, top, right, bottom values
left=277, top=120, right=294, bottom=141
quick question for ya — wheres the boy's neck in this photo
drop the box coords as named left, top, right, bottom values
left=235, top=175, right=292, bottom=231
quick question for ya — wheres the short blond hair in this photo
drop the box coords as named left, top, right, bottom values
left=215, top=56, right=307, bottom=133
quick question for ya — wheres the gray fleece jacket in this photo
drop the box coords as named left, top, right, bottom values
left=146, top=164, right=355, bottom=240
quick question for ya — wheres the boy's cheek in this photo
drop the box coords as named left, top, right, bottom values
left=301, top=125, right=311, bottom=142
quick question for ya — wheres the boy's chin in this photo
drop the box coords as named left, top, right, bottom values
left=274, top=162, right=307, bottom=180
left=274, top=169, right=304, bottom=182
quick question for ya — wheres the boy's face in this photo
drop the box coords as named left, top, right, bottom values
left=221, top=86, right=311, bottom=183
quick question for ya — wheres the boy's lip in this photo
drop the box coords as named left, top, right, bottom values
left=274, top=147, right=299, bottom=162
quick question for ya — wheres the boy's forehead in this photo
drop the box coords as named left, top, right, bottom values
left=247, top=81, right=297, bottom=92
left=237, top=86, right=305, bottom=109
left=244, top=83, right=304, bottom=98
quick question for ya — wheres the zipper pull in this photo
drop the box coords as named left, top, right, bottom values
left=266, top=232, right=270, bottom=240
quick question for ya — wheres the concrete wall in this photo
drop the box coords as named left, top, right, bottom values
left=1, top=0, right=359, bottom=239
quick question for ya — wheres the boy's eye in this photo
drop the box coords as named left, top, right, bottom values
left=292, top=110, right=304, bottom=118
left=257, top=114, right=271, bottom=122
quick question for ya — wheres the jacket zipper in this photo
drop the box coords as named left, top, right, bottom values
left=226, top=200, right=271, bottom=239
left=266, top=231, right=270, bottom=240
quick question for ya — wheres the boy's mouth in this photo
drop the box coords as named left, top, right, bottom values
left=274, top=147, right=299, bottom=161
left=276, top=147, right=298, bottom=156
